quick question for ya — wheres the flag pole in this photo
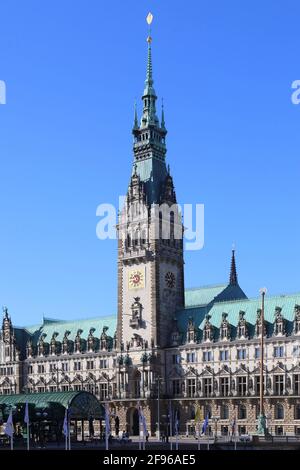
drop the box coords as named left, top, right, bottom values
left=169, top=402, right=173, bottom=451
left=138, top=404, right=141, bottom=450
left=64, top=407, right=68, bottom=450
left=207, top=425, right=209, bottom=450
left=105, top=403, right=110, bottom=451
left=27, top=420, right=29, bottom=451
left=68, top=410, right=71, bottom=451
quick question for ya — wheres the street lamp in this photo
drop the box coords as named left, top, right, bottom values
left=156, top=376, right=162, bottom=441
left=258, top=287, right=267, bottom=435
left=211, top=415, right=220, bottom=441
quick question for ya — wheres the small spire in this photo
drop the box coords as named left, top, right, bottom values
left=2, top=306, right=9, bottom=319
left=133, top=100, right=139, bottom=130
left=161, top=98, right=166, bottom=129
left=229, top=245, right=238, bottom=286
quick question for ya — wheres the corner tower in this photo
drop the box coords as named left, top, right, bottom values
left=117, top=15, right=184, bottom=355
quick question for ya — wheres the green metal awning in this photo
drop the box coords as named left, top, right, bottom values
left=0, top=391, right=104, bottom=420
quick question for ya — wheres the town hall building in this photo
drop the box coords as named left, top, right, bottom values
left=1, top=25, right=300, bottom=438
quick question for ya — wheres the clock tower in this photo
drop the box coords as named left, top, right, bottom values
left=116, top=20, right=184, bottom=357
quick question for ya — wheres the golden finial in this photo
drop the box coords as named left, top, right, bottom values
left=146, top=12, right=153, bottom=43
left=146, top=12, right=153, bottom=25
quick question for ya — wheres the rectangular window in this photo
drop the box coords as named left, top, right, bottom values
left=237, top=376, right=247, bottom=396
left=237, top=349, right=246, bottom=360
left=87, top=361, right=94, bottom=370
left=220, top=377, right=230, bottom=397
left=295, top=374, right=300, bottom=395
left=204, top=378, right=212, bottom=397
left=203, top=351, right=212, bottom=362
left=28, top=365, right=33, bottom=375
left=187, top=353, right=196, bottom=363
left=255, top=348, right=261, bottom=359
left=274, top=346, right=284, bottom=358
left=220, top=350, right=229, bottom=361
left=187, top=379, right=196, bottom=397
left=100, top=359, right=107, bottom=369
left=37, top=365, right=45, bottom=374
left=99, top=383, right=108, bottom=400
left=62, top=363, right=68, bottom=372
left=74, top=361, right=81, bottom=371
left=61, top=385, right=69, bottom=392
left=275, top=375, right=284, bottom=395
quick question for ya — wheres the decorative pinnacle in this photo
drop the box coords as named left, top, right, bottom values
left=229, top=246, right=238, bottom=286
left=161, top=98, right=166, bottom=129
left=133, top=100, right=139, bottom=129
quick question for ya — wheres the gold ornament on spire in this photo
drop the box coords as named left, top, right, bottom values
left=146, top=12, right=153, bottom=25
left=146, top=12, right=153, bottom=43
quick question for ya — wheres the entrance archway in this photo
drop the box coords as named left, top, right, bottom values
left=126, top=407, right=139, bottom=436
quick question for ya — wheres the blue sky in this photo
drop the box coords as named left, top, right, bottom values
left=0, top=0, right=299, bottom=326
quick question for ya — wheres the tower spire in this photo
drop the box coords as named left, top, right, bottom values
left=145, top=12, right=154, bottom=91
left=229, top=245, right=238, bottom=286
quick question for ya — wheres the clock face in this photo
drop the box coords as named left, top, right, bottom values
left=165, top=271, right=176, bottom=289
left=128, top=269, right=145, bottom=289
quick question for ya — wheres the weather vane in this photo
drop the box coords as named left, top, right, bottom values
left=146, top=12, right=153, bottom=43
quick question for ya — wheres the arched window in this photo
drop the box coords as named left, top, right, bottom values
left=220, top=404, right=229, bottom=420
left=275, top=403, right=284, bottom=420
left=159, top=212, right=162, bottom=239
left=134, top=231, right=139, bottom=247
left=295, top=404, right=300, bottom=420
left=141, top=229, right=147, bottom=246
left=170, top=211, right=174, bottom=245
left=238, top=404, right=247, bottom=420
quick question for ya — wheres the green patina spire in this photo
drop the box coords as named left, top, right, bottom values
left=141, top=31, right=158, bottom=127
left=144, top=38, right=154, bottom=94
left=131, top=13, right=168, bottom=205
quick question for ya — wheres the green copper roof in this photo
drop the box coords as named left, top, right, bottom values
left=200, top=292, right=300, bottom=330
left=185, top=283, right=247, bottom=308
left=23, top=314, right=117, bottom=347
left=177, top=291, right=300, bottom=338
left=134, top=157, right=168, bottom=205
left=185, top=284, right=228, bottom=307
left=0, top=391, right=104, bottom=419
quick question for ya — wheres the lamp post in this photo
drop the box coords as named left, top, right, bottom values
left=156, top=376, right=162, bottom=441
left=258, top=287, right=267, bottom=435
left=212, top=415, right=220, bottom=441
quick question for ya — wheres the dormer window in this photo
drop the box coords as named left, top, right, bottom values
left=219, top=312, right=230, bottom=341
left=274, top=307, right=285, bottom=336
left=255, top=309, right=266, bottom=337
left=203, top=314, right=214, bottom=342
left=294, top=305, right=300, bottom=334
left=237, top=310, right=248, bottom=339
left=186, top=317, right=197, bottom=343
